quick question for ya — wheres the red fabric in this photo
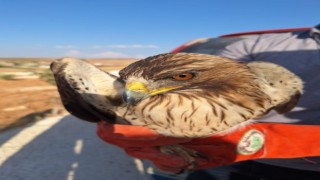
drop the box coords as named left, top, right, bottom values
left=97, top=121, right=191, bottom=147
left=97, top=121, right=320, bottom=172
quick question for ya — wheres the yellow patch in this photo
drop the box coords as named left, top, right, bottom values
left=150, top=86, right=182, bottom=96
left=125, top=82, right=149, bottom=93
left=126, top=81, right=181, bottom=96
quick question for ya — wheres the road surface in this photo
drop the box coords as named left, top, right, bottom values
left=0, top=115, right=149, bottom=180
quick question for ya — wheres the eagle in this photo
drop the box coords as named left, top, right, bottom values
left=50, top=53, right=303, bottom=168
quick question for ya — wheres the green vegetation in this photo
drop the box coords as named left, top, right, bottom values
left=38, top=69, right=56, bottom=85
left=0, top=74, right=15, bottom=80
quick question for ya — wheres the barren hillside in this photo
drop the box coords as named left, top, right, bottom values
left=0, top=58, right=136, bottom=131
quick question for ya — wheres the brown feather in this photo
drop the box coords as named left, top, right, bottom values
left=51, top=53, right=303, bottom=138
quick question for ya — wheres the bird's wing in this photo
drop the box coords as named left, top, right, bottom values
left=247, top=61, right=303, bottom=114
left=51, top=58, right=127, bottom=124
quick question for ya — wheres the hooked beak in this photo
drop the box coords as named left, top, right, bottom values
left=123, top=82, right=149, bottom=104
left=123, top=81, right=181, bottom=104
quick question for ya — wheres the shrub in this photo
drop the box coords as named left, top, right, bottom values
left=0, top=74, right=15, bottom=80
left=38, top=69, right=56, bottom=85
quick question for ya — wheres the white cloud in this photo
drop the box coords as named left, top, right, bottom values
left=133, top=54, right=147, bottom=59
left=65, top=50, right=81, bottom=56
left=89, top=44, right=159, bottom=49
left=61, top=49, right=147, bottom=59
left=109, top=44, right=158, bottom=49
left=55, top=45, right=77, bottom=49
left=90, top=45, right=104, bottom=49
left=89, top=51, right=130, bottom=58
left=131, top=44, right=158, bottom=49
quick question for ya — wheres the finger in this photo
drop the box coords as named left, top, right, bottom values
left=101, top=137, right=190, bottom=148
left=153, top=162, right=187, bottom=173
left=97, top=122, right=191, bottom=147
left=98, top=122, right=160, bottom=140
left=126, top=147, right=191, bottom=173
left=125, top=147, right=210, bottom=172
left=125, top=147, right=188, bottom=167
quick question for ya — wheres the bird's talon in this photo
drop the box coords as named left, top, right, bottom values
left=187, top=160, right=197, bottom=170
left=196, top=152, right=209, bottom=160
left=160, top=144, right=201, bottom=170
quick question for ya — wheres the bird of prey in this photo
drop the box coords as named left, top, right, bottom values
left=50, top=53, right=303, bottom=167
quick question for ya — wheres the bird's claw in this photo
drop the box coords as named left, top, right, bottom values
left=159, top=144, right=207, bottom=171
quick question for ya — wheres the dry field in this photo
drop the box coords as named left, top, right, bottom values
left=0, top=58, right=136, bottom=131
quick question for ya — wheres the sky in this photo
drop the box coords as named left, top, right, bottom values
left=0, top=0, right=319, bottom=58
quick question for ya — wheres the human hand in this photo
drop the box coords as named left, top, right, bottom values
left=97, top=121, right=191, bottom=148
left=97, top=121, right=320, bottom=172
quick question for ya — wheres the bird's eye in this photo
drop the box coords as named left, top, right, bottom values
left=172, top=73, right=194, bottom=81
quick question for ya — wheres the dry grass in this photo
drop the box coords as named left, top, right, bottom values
left=0, top=57, right=137, bottom=131
left=0, top=74, right=15, bottom=80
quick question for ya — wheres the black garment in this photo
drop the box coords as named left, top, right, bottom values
left=187, top=161, right=320, bottom=180
left=310, top=24, right=320, bottom=44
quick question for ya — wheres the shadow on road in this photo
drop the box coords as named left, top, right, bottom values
left=0, top=115, right=147, bottom=180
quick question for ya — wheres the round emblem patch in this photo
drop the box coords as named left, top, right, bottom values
left=237, top=129, right=264, bottom=155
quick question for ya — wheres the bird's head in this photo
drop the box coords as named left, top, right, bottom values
left=119, top=53, right=257, bottom=105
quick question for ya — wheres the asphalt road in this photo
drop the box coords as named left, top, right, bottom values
left=0, top=115, right=149, bottom=180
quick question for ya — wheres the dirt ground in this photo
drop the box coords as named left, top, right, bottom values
left=0, top=58, right=136, bottom=131
left=0, top=78, right=61, bottom=131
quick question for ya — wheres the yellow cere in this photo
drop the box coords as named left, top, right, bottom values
left=125, top=82, right=149, bottom=93
left=126, top=81, right=182, bottom=96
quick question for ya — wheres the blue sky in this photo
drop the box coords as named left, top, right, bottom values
left=0, top=0, right=319, bottom=58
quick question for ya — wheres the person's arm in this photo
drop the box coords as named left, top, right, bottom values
left=97, top=122, right=320, bottom=172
